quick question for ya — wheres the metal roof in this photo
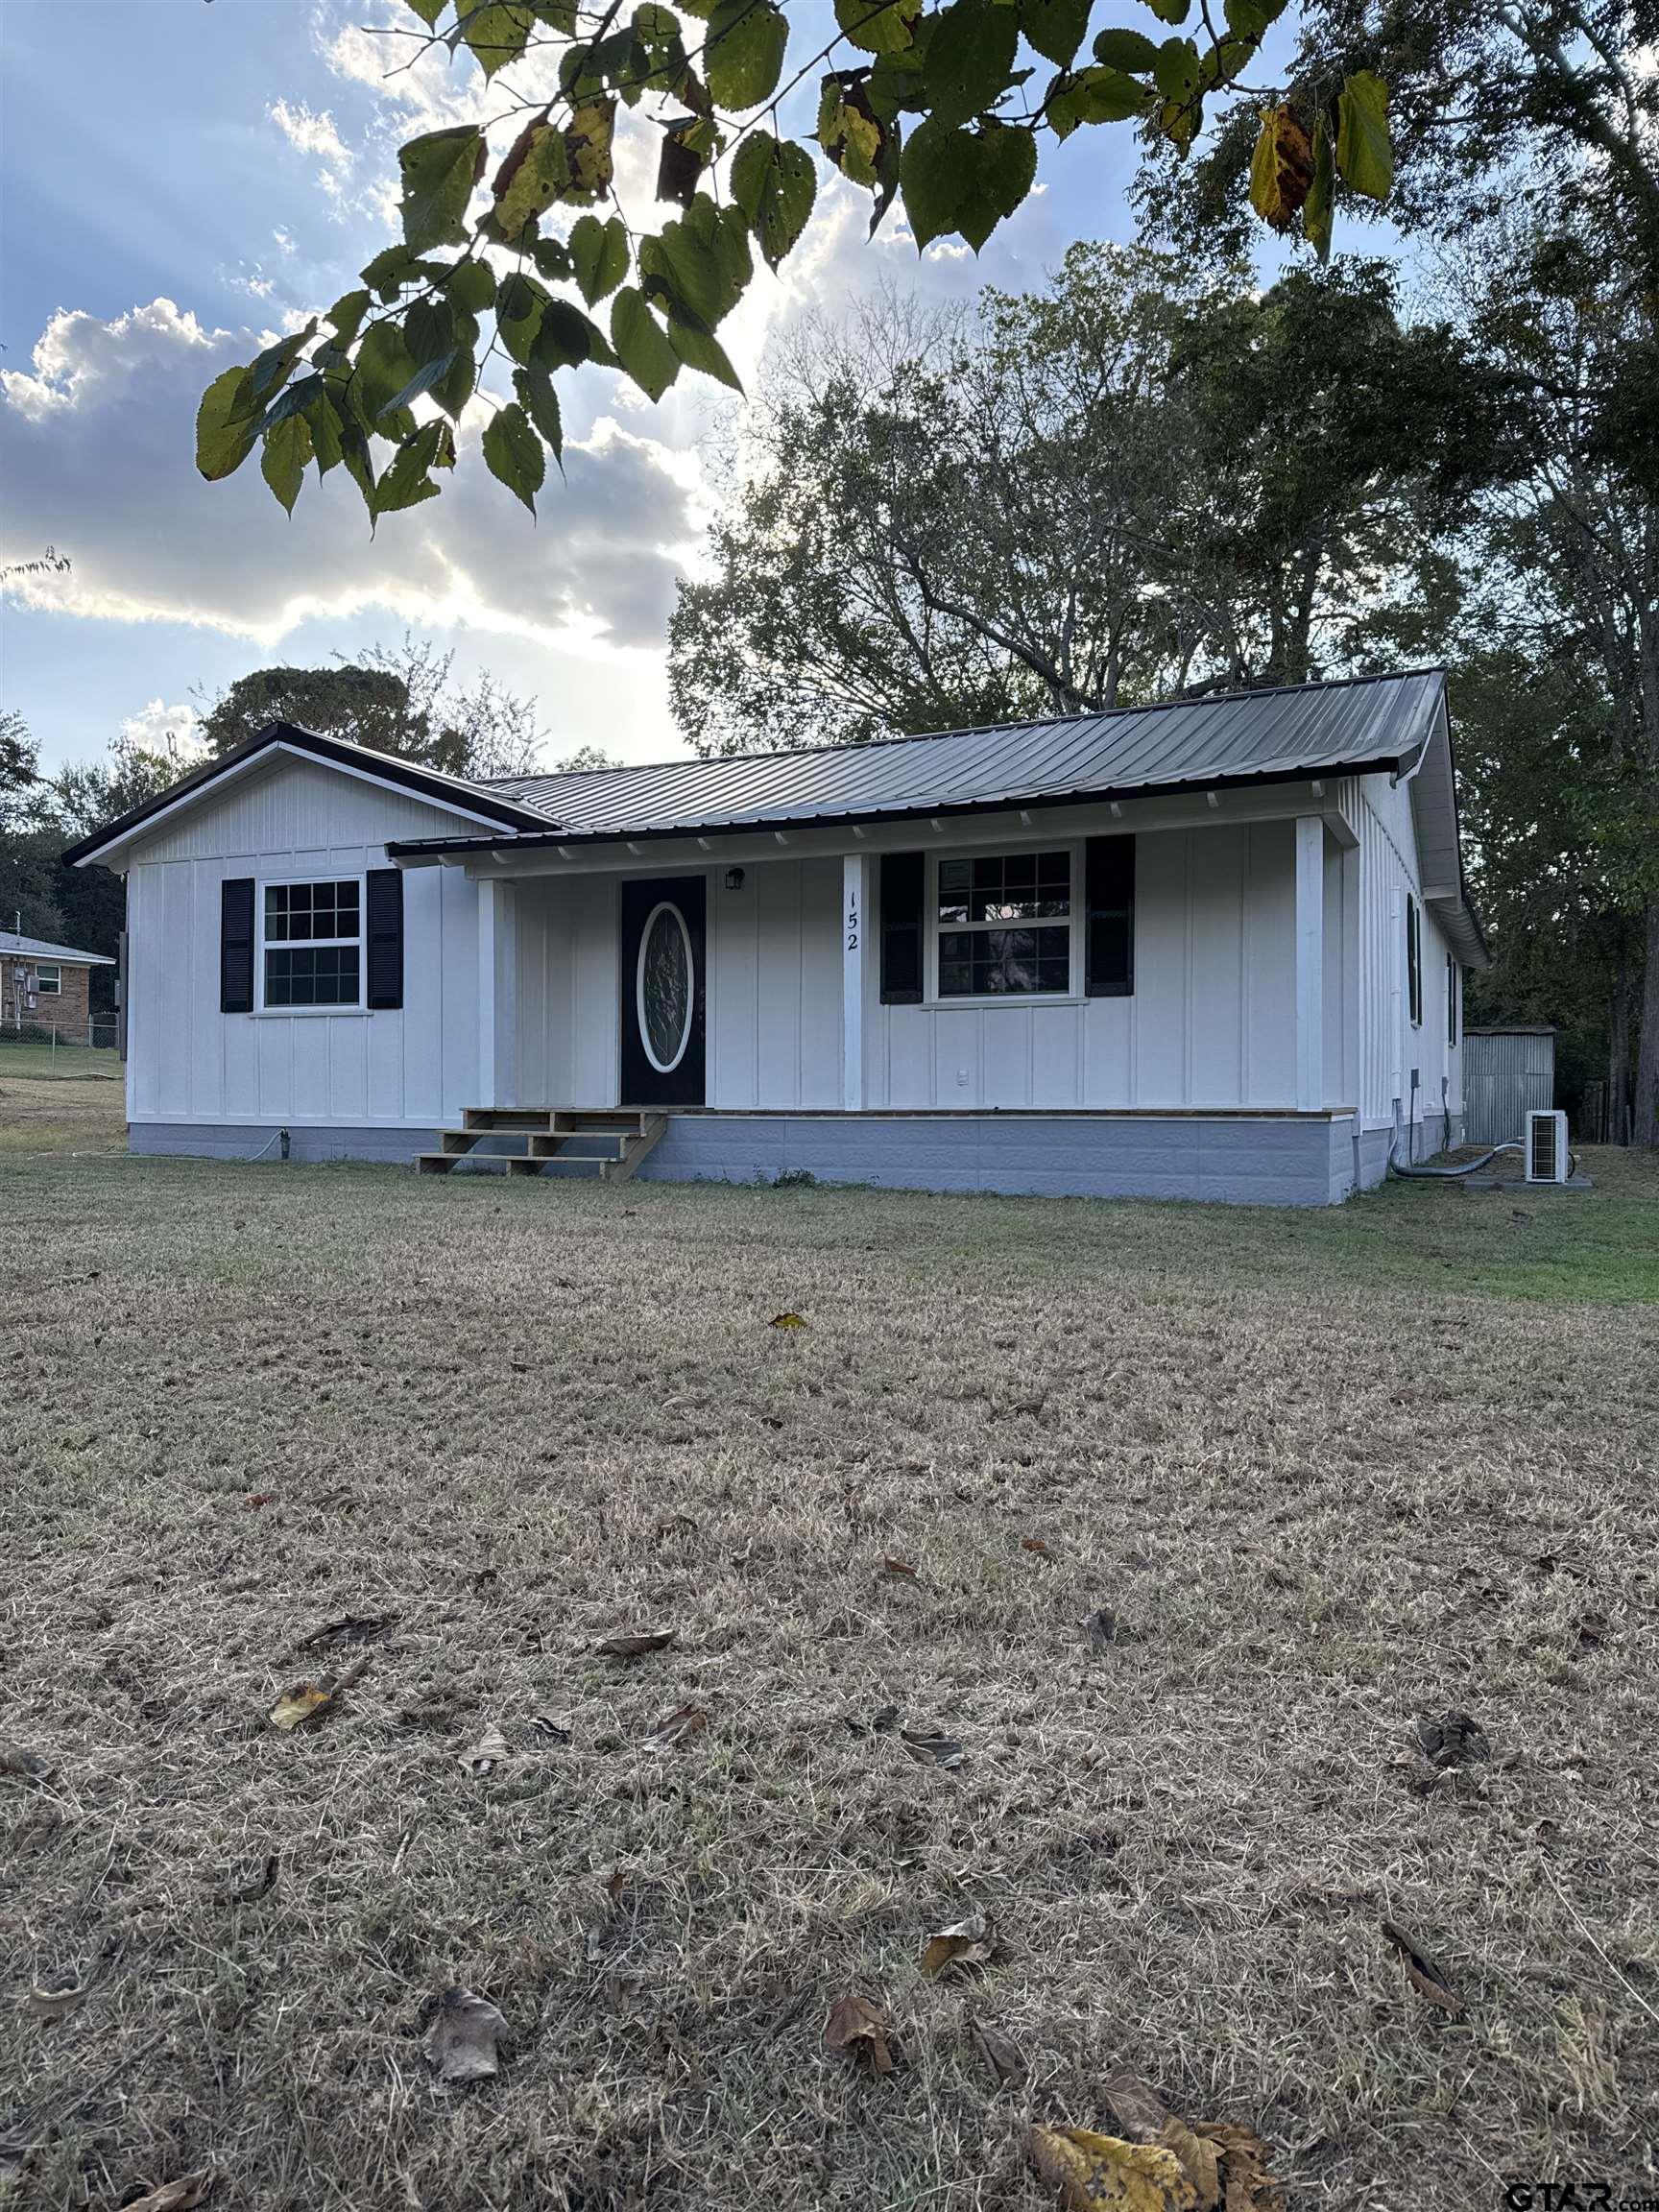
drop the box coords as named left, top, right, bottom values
left=0, top=930, right=115, bottom=966
left=467, top=668, right=1450, bottom=841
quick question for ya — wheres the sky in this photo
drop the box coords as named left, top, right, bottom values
left=0, top=0, right=1277, bottom=778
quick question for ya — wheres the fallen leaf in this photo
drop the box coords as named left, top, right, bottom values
left=655, top=1511, right=699, bottom=1539
left=643, top=1705, right=708, bottom=1750
left=769, top=1310, right=808, bottom=1330
left=1192, top=2123, right=1286, bottom=2211
left=585, top=1867, right=627, bottom=1960
left=1381, top=1920, right=1464, bottom=2015
left=825, top=1991, right=892, bottom=2071
left=226, top=1852, right=279, bottom=1904
left=121, top=2175, right=217, bottom=2212
left=1029, top=2125, right=1195, bottom=2210
left=969, top=2013, right=1025, bottom=2088
left=1100, top=2071, right=1176, bottom=2142
left=1022, top=1536, right=1054, bottom=1557
left=846, top=1702, right=902, bottom=1736
left=0, top=1742, right=54, bottom=1783
left=1087, top=1609, right=1120, bottom=1649
left=919, top=1913, right=994, bottom=1978
left=902, top=1728, right=965, bottom=1770
left=243, top=1492, right=275, bottom=1511
left=1576, top=1609, right=1609, bottom=1647
left=529, top=1712, right=572, bottom=1743
left=595, top=1628, right=677, bottom=1659
left=1160, top=2118, right=1220, bottom=2209
left=422, top=1986, right=508, bottom=2083
left=878, top=1555, right=918, bottom=1580
left=1415, top=1710, right=1490, bottom=1767
left=24, top=1983, right=86, bottom=2020
left=458, top=1724, right=512, bottom=1776
left=294, top=1612, right=398, bottom=1652
left=268, top=1682, right=332, bottom=1731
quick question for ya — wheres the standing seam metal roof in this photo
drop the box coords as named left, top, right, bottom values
left=462, top=669, right=1449, bottom=842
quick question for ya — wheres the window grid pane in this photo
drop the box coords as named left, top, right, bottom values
left=938, top=851, right=1070, bottom=927
left=266, top=880, right=361, bottom=944
left=264, top=947, right=361, bottom=1008
left=938, top=926, right=1070, bottom=998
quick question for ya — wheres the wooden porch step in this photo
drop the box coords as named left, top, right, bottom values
left=419, top=1110, right=667, bottom=1184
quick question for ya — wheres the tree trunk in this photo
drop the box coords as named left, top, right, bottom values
left=1607, top=944, right=1632, bottom=1144
left=1635, top=897, right=1659, bottom=1148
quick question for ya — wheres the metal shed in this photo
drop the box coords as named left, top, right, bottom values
left=1463, top=1025, right=1556, bottom=1147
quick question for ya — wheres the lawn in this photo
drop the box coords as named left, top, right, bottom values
left=2, top=1120, right=1655, bottom=2212
left=0, top=1044, right=125, bottom=1161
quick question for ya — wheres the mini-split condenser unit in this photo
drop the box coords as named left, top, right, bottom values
left=1524, top=1109, right=1570, bottom=1184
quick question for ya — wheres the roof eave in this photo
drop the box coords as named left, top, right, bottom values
left=386, top=751, right=1412, bottom=862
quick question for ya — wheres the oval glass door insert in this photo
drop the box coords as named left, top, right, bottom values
left=637, top=901, right=693, bottom=1072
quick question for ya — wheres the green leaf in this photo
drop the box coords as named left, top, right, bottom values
left=373, top=420, right=453, bottom=520
left=731, top=133, right=816, bottom=269
left=493, top=120, right=571, bottom=236
left=406, top=298, right=456, bottom=366
left=196, top=364, right=261, bottom=481
left=445, top=258, right=497, bottom=311
left=925, top=0, right=1019, bottom=131
left=361, top=245, right=421, bottom=300
left=1091, top=25, right=1159, bottom=69
left=1141, top=0, right=1190, bottom=22
left=304, top=389, right=346, bottom=475
left=1223, top=0, right=1285, bottom=36
left=261, top=414, right=312, bottom=515
left=401, top=0, right=446, bottom=23
left=513, top=364, right=565, bottom=468
left=899, top=114, right=968, bottom=247
left=667, top=317, right=743, bottom=391
left=482, top=399, right=545, bottom=513
left=460, top=1, right=532, bottom=77
left=380, top=350, right=461, bottom=418
left=1304, top=113, right=1334, bottom=259
left=611, top=286, right=681, bottom=401
left=1152, top=35, right=1198, bottom=102
left=1065, top=64, right=1155, bottom=121
left=354, top=322, right=422, bottom=422
left=435, top=345, right=478, bottom=420
left=958, top=117, right=1036, bottom=249
left=834, top=0, right=922, bottom=54
left=535, top=297, right=614, bottom=369
left=570, top=212, right=631, bottom=304
left=249, top=321, right=317, bottom=404
left=1017, top=0, right=1091, bottom=67
left=326, top=288, right=373, bottom=344
left=706, top=0, right=787, bottom=108
left=1335, top=69, right=1392, bottom=199
left=398, top=126, right=484, bottom=252
left=496, top=271, right=551, bottom=364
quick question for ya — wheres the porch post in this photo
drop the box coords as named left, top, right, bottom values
left=476, top=878, right=517, bottom=1109
left=842, top=852, right=872, bottom=1112
left=1294, top=814, right=1324, bottom=1113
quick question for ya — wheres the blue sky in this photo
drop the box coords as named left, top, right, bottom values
left=0, top=0, right=1279, bottom=777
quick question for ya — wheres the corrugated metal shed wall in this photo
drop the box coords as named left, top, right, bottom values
left=1463, top=1028, right=1555, bottom=1146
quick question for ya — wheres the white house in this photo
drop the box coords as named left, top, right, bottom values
left=64, top=668, right=1486, bottom=1204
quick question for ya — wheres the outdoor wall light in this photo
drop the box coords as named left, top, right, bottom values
left=725, top=868, right=746, bottom=891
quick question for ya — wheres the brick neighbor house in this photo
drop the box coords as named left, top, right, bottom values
left=1, top=930, right=116, bottom=1041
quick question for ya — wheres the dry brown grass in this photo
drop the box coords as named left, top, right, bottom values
left=2, top=1141, right=1656, bottom=2212
left=0, top=1070, right=126, bottom=1160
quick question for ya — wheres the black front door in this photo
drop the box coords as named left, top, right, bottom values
left=619, top=876, right=706, bottom=1106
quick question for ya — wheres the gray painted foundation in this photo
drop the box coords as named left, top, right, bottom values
left=129, top=1123, right=435, bottom=1166
left=639, top=1113, right=1363, bottom=1206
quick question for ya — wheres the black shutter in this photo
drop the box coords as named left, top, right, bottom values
left=365, top=867, right=404, bottom=1011
left=1084, top=834, right=1135, bottom=997
left=880, top=852, right=925, bottom=1004
left=220, top=878, right=254, bottom=1013
left=1407, top=895, right=1422, bottom=1025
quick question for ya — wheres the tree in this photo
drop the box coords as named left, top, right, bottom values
left=669, top=245, right=1479, bottom=752
left=193, top=0, right=1404, bottom=524
left=0, top=710, right=65, bottom=943
left=196, top=637, right=543, bottom=780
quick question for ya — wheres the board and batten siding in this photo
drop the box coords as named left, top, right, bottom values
left=1354, top=769, right=1462, bottom=1142
left=124, top=757, right=481, bottom=1128
left=869, top=822, right=1310, bottom=1112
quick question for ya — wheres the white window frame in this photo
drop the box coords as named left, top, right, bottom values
left=34, top=963, right=62, bottom=996
left=255, top=872, right=367, bottom=1016
left=926, top=840, right=1083, bottom=1007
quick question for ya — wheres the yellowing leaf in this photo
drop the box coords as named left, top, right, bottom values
left=493, top=120, right=570, bottom=237
left=565, top=101, right=616, bottom=198
left=1248, top=105, right=1314, bottom=232
left=919, top=1912, right=993, bottom=1977
left=770, top=1310, right=808, bottom=1330
left=1029, top=2127, right=1196, bottom=2212
left=269, top=1682, right=332, bottom=1731
left=596, top=1626, right=677, bottom=1658
left=1335, top=69, right=1392, bottom=201
left=121, top=2176, right=218, bottom=2212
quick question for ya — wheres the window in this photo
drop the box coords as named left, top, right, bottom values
left=1406, top=893, right=1422, bottom=1027
left=936, top=850, right=1072, bottom=998
left=1446, top=953, right=1458, bottom=1046
left=260, top=878, right=362, bottom=1009
left=34, top=963, right=61, bottom=996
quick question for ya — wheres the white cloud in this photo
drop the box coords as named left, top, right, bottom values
left=0, top=298, right=697, bottom=660
left=121, top=697, right=203, bottom=756
left=269, top=98, right=355, bottom=211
